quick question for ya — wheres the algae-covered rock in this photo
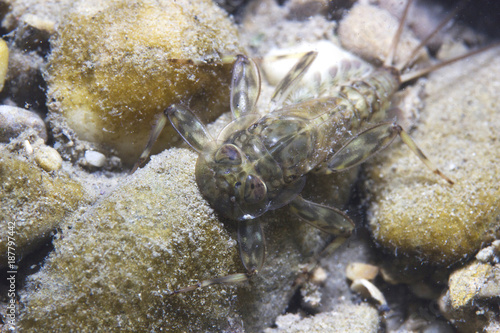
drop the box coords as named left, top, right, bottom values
left=439, top=260, right=500, bottom=332
left=18, top=149, right=241, bottom=331
left=19, top=148, right=334, bottom=332
left=0, top=147, right=86, bottom=266
left=365, top=48, right=500, bottom=265
left=447, top=261, right=496, bottom=309
left=47, top=0, right=242, bottom=165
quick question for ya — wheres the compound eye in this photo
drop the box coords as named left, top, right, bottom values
left=244, top=174, right=267, bottom=203
left=215, top=144, right=242, bottom=165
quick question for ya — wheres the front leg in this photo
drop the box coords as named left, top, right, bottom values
left=238, top=219, right=266, bottom=274
left=131, top=104, right=214, bottom=173
left=288, top=195, right=355, bottom=282
left=168, top=219, right=266, bottom=295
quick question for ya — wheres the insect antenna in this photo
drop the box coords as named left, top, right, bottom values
left=395, top=0, right=500, bottom=83
left=397, top=0, right=469, bottom=71
left=383, top=0, right=414, bottom=68
left=400, top=42, right=500, bottom=83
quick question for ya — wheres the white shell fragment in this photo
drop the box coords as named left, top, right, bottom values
left=34, top=145, right=63, bottom=171
left=23, top=140, right=33, bottom=154
left=351, top=279, right=388, bottom=307
left=0, top=105, right=48, bottom=142
left=84, top=150, right=106, bottom=168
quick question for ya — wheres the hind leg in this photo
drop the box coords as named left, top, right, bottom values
left=326, top=122, right=454, bottom=184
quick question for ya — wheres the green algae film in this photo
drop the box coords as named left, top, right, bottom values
left=46, top=0, right=241, bottom=165
left=0, top=149, right=86, bottom=266
left=18, top=149, right=242, bottom=332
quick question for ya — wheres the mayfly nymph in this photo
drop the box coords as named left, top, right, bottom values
left=133, top=0, right=494, bottom=294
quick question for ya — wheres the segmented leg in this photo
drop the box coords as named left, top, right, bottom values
left=326, top=122, right=454, bottom=184
left=131, top=112, right=168, bottom=173
left=131, top=104, right=214, bottom=173
left=170, top=195, right=355, bottom=295
left=168, top=219, right=266, bottom=295
left=289, top=195, right=354, bottom=286
left=131, top=55, right=242, bottom=173
left=293, top=235, right=353, bottom=287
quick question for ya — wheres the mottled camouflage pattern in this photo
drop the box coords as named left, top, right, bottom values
left=195, top=66, right=399, bottom=221
left=134, top=0, right=456, bottom=292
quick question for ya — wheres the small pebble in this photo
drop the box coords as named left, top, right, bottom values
left=310, top=266, right=327, bottom=285
left=35, top=146, right=62, bottom=171
left=84, top=150, right=106, bottom=168
left=0, top=105, right=48, bottom=142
